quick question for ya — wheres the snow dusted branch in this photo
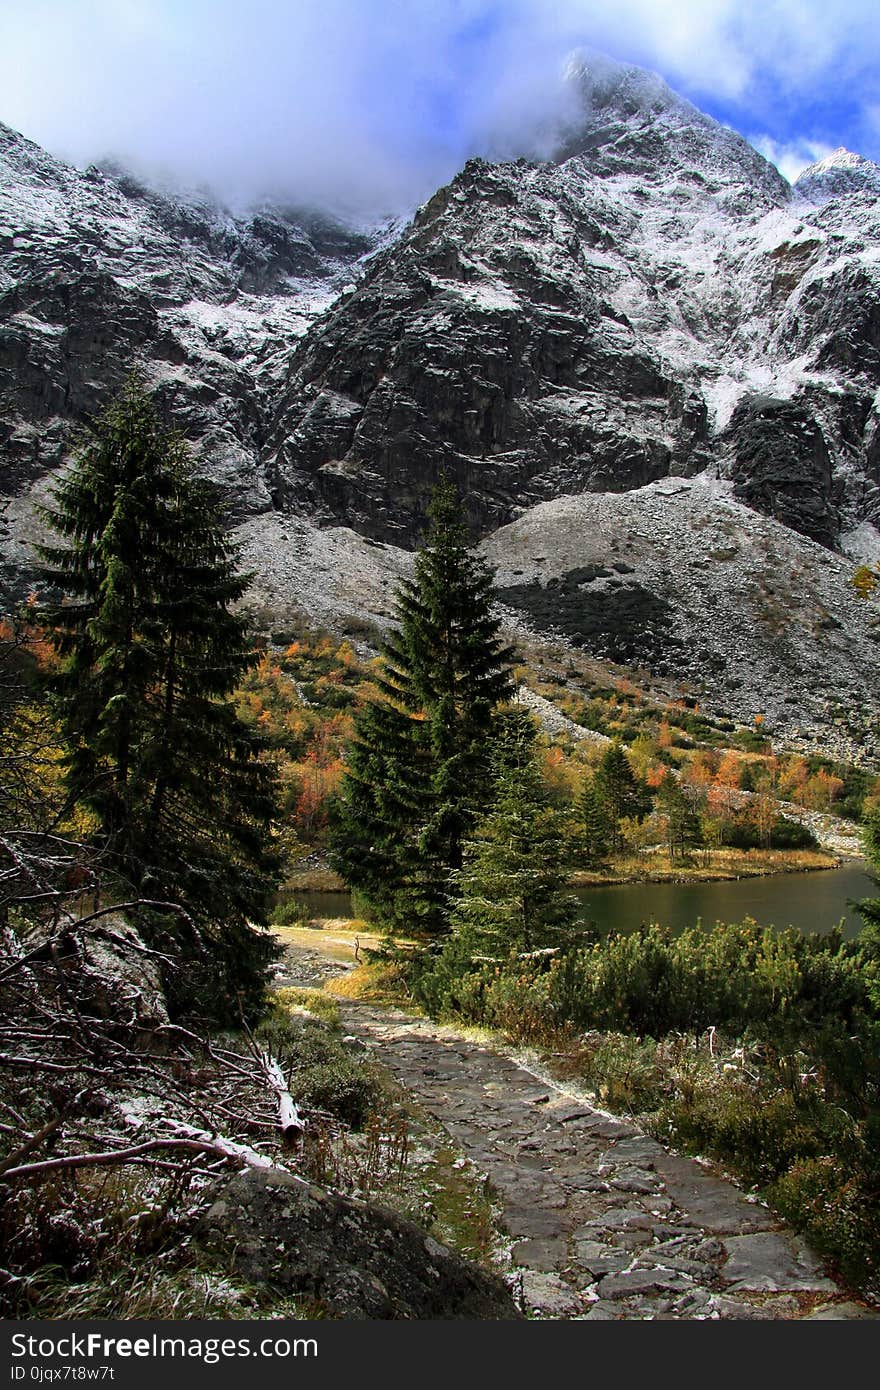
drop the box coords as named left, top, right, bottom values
left=1, top=1136, right=254, bottom=1181
left=260, top=1049, right=305, bottom=1143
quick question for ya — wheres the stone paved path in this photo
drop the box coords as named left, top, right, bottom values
left=279, top=945, right=877, bottom=1320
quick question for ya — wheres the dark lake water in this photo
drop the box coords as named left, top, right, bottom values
left=291, top=863, right=877, bottom=939
left=571, top=863, right=875, bottom=939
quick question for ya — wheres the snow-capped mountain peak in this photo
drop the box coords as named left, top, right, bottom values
left=795, top=146, right=880, bottom=201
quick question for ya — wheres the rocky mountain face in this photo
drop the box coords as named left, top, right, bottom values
left=0, top=120, right=383, bottom=520
left=3, top=52, right=880, bottom=751
left=266, top=57, right=880, bottom=553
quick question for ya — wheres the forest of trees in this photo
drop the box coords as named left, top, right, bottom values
left=3, top=379, right=865, bottom=1020
left=5, top=380, right=880, bottom=1301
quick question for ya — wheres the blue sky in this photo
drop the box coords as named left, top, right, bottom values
left=1, top=1, right=879, bottom=212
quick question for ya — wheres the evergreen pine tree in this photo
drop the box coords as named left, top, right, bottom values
left=329, top=478, right=513, bottom=934
left=580, top=778, right=612, bottom=868
left=593, top=738, right=648, bottom=854
left=447, top=711, right=580, bottom=956
left=38, top=379, right=280, bottom=1021
left=325, top=695, right=432, bottom=930
left=656, top=772, right=703, bottom=862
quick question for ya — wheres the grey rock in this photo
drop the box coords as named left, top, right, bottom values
left=503, top=1210, right=567, bottom=1239
left=599, top=1139, right=664, bottom=1167
left=517, top=1271, right=586, bottom=1318
left=573, top=1245, right=631, bottom=1278
left=650, top=1152, right=776, bottom=1235
left=721, top=1231, right=839, bottom=1293
left=573, top=1209, right=657, bottom=1233
left=728, top=396, right=837, bottom=546
left=510, top=1237, right=569, bottom=1272
left=609, top=1167, right=661, bottom=1194
left=582, top=1301, right=619, bottom=1320
left=710, top=1295, right=776, bottom=1321
left=0, top=117, right=378, bottom=578
left=597, top=1268, right=697, bottom=1300
left=198, top=1168, right=521, bottom=1320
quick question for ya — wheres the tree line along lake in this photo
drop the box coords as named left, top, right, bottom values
left=291, top=862, right=876, bottom=940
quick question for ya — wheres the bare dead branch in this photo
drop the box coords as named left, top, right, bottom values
left=1, top=1136, right=248, bottom=1180
left=0, top=1118, right=63, bottom=1177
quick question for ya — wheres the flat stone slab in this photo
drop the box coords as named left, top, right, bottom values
left=545, top=1102, right=597, bottom=1123
left=600, top=1137, right=665, bottom=1167
left=651, top=1153, right=777, bottom=1234
left=511, top=1237, right=569, bottom=1271
left=573, top=1209, right=657, bottom=1233
left=503, top=1210, right=567, bottom=1239
left=583, top=1301, right=619, bottom=1319
left=517, top=1271, right=586, bottom=1318
left=721, top=1232, right=839, bottom=1292
left=598, top=1268, right=698, bottom=1300
left=573, top=1240, right=631, bottom=1278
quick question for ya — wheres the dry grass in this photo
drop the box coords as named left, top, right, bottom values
left=326, top=958, right=423, bottom=1009
left=571, top=847, right=837, bottom=886
left=325, top=964, right=385, bottom=999
left=273, top=919, right=386, bottom=962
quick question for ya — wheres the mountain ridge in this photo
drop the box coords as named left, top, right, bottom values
left=3, top=52, right=880, bottom=753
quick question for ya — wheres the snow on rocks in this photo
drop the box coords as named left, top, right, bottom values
left=5, top=55, right=880, bottom=749
left=482, top=475, right=880, bottom=751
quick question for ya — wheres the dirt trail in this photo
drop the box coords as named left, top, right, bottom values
left=278, top=942, right=876, bottom=1320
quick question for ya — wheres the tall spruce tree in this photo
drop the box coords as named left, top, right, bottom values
left=447, top=711, right=580, bottom=956
left=580, top=779, right=612, bottom=869
left=329, top=478, right=513, bottom=934
left=592, top=738, right=648, bottom=854
left=38, top=379, right=280, bottom=1021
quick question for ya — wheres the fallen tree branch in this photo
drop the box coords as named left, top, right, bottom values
left=162, top=1119, right=291, bottom=1173
left=1, top=1136, right=251, bottom=1181
left=260, top=1050, right=305, bottom=1143
left=0, top=1117, right=62, bottom=1178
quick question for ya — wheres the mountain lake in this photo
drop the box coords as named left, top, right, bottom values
left=290, top=863, right=876, bottom=940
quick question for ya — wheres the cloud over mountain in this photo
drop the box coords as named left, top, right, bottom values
left=1, top=2, right=879, bottom=213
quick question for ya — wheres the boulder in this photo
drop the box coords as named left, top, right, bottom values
left=198, top=1167, right=521, bottom=1319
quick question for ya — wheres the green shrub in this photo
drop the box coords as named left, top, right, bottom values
left=658, top=1087, right=837, bottom=1186
left=577, top=1032, right=667, bottom=1112
left=768, top=817, right=818, bottom=850
left=270, top=897, right=311, bottom=927
left=292, top=1061, right=379, bottom=1128
left=255, top=1013, right=380, bottom=1129
left=769, top=1147, right=880, bottom=1294
left=415, top=917, right=878, bottom=1050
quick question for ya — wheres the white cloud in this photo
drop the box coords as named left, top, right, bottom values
left=751, top=135, right=836, bottom=184
left=0, top=1, right=878, bottom=212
